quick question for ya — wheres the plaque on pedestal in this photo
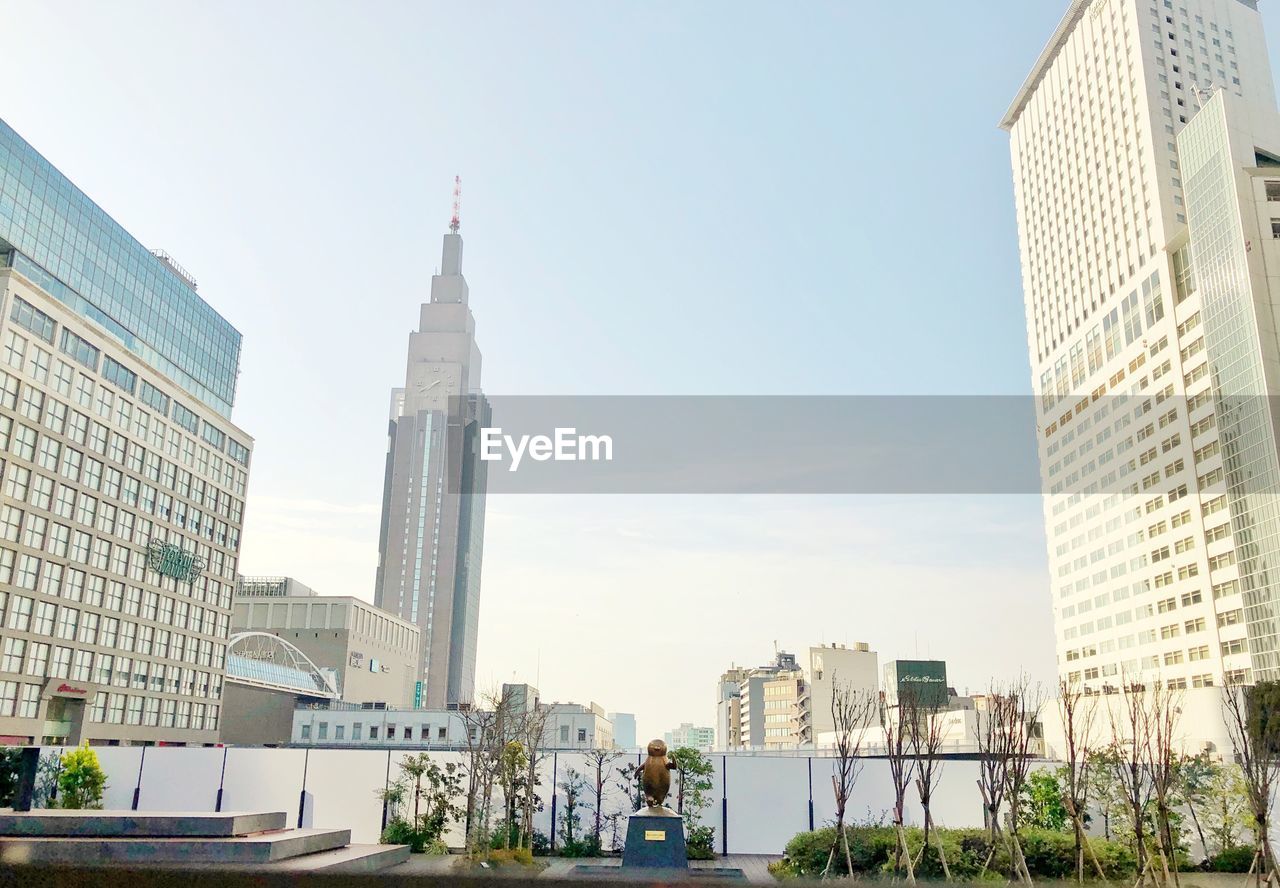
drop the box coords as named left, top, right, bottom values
left=622, top=808, right=687, bottom=869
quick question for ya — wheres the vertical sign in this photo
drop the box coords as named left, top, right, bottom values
left=414, top=681, right=423, bottom=709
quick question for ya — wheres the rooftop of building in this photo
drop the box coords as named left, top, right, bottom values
left=0, top=118, right=243, bottom=416
left=999, top=0, right=1091, bottom=132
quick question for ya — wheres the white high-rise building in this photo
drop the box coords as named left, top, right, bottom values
left=1003, top=0, right=1280, bottom=690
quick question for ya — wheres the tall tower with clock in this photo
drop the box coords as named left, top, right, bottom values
left=374, top=224, right=490, bottom=709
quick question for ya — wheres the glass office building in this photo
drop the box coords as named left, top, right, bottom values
left=0, top=118, right=252, bottom=745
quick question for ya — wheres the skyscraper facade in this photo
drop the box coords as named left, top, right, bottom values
left=1004, top=0, right=1280, bottom=689
left=0, top=119, right=252, bottom=744
left=374, top=227, right=488, bottom=709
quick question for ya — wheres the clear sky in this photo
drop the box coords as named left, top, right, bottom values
left=9, top=1, right=1274, bottom=744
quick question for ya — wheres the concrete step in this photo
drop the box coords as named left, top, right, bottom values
left=267, top=843, right=411, bottom=872
left=0, top=810, right=287, bottom=838
left=0, top=827, right=352, bottom=865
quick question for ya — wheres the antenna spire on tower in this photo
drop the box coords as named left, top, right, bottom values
left=450, top=175, right=462, bottom=234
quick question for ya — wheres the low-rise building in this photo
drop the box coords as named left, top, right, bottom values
left=718, top=644, right=880, bottom=750
left=233, top=579, right=419, bottom=707
left=807, top=643, right=879, bottom=737
left=609, top=711, right=637, bottom=750
left=664, top=723, right=714, bottom=751
left=220, top=632, right=337, bottom=745
left=291, top=683, right=615, bottom=749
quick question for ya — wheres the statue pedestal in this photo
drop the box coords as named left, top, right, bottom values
left=621, top=809, right=686, bottom=869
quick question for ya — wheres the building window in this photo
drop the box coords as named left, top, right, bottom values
left=317, top=722, right=328, bottom=741
left=578, top=728, right=587, bottom=743
left=300, top=724, right=311, bottom=741
left=59, top=330, right=100, bottom=372
left=369, top=726, right=379, bottom=740
left=560, top=725, right=569, bottom=744
left=1271, top=219, right=1280, bottom=239
left=1268, top=182, right=1280, bottom=201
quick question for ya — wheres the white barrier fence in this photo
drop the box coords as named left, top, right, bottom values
left=34, top=746, right=1014, bottom=854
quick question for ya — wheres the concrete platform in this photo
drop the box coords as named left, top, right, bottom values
left=267, top=842, right=411, bottom=872
left=0, top=827, right=352, bottom=865
left=0, top=809, right=287, bottom=838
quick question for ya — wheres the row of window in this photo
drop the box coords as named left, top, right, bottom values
left=0, top=680, right=219, bottom=732
left=0, top=410, right=244, bottom=548
left=297, top=721, right=593, bottom=745
left=6, top=293, right=247, bottom=465
left=0, top=589, right=227, bottom=670
left=1, top=332, right=247, bottom=498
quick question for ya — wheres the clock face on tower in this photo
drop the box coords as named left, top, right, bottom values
left=412, top=363, right=460, bottom=400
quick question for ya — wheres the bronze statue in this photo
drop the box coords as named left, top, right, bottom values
left=638, top=739, right=678, bottom=809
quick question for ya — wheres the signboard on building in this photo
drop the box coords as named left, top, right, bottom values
left=43, top=679, right=91, bottom=700
left=145, top=539, right=206, bottom=582
left=414, top=681, right=423, bottom=708
left=887, top=660, right=948, bottom=708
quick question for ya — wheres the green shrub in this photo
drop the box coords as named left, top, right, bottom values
left=381, top=818, right=414, bottom=846
left=380, top=817, right=451, bottom=853
left=776, top=825, right=1135, bottom=881
left=488, top=847, right=535, bottom=866
left=687, top=824, right=716, bottom=860
left=1211, top=845, right=1256, bottom=872
left=57, top=745, right=105, bottom=810
left=0, top=748, right=22, bottom=807
left=781, top=825, right=897, bottom=877
left=531, top=830, right=551, bottom=857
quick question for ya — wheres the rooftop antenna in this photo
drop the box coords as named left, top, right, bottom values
left=449, top=175, right=462, bottom=234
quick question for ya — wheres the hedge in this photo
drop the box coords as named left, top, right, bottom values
left=776, top=826, right=1136, bottom=880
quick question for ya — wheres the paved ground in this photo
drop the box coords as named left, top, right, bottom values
left=389, top=853, right=781, bottom=882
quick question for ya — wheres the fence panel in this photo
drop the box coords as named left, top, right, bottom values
left=302, top=748, right=390, bottom=844
left=136, top=746, right=224, bottom=812
left=78, top=746, right=143, bottom=810
left=220, top=747, right=307, bottom=820
left=724, top=755, right=809, bottom=854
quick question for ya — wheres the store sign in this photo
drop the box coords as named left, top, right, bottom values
left=44, top=679, right=91, bottom=700
left=145, top=540, right=206, bottom=582
left=349, top=652, right=365, bottom=667
left=414, top=681, right=423, bottom=708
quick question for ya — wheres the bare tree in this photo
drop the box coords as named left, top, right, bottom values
left=458, top=689, right=512, bottom=855
left=1145, top=679, right=1185, bottom=888
left=904, top=689, right=950, bottom=880
left=822, top=677, right=878, bottom=879
left=972, top=677, right=1041, bottom=884
left=583, top=747, right=625, bottom=853
left=885, top=687, right=918, bottom=884
left=1004, top=676, right=1045, bottom=887
left=1109, top=675, right=1156, bottom=886
left=519, top=703, right=549, bottom=851
left=1059, top=677, right=1106, bottom=883
left=1222, top=675, right=1280, bottom=888
left=497, top=739, right=526, bottom=850
left=975, top=682, right=1012, bottom=870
